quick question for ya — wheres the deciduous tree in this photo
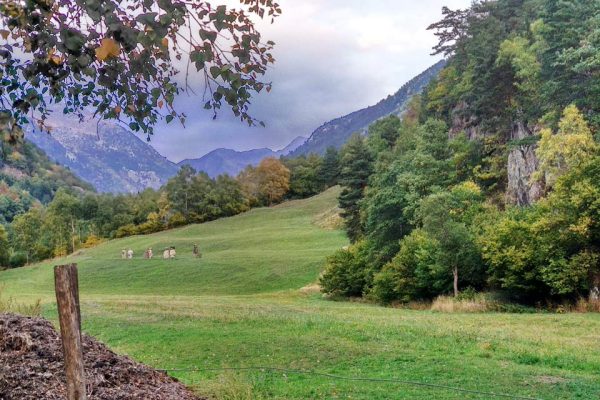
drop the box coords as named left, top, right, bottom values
left=256, top=157, right=290, bottom=206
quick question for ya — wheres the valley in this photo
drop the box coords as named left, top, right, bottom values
left=2, top=188, right=598, bottom=399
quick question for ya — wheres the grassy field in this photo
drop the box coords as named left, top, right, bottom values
left=1, top=187, right=599, bottom=399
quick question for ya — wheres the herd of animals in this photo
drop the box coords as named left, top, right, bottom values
left=120, top=244, right=201, bottom=260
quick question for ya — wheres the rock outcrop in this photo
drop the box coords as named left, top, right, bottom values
left=505, top=122, right=544, bottom=206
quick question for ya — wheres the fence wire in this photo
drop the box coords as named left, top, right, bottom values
left=159, top=365, right=543, bottom=400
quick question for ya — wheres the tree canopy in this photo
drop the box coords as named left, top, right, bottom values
left=0, top=0, right=281, bottom=140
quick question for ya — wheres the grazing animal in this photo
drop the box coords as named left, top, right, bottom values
left=121, top=249, right=127, bottom=259
left=163, top=249, right=170, bottom=259
left=169, top=247, right=176, bottom=259
left=148, top=248, right=153, bottom=259
left=127, top=249, right=133, bottom=259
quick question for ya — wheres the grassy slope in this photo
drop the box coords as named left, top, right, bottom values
left=2, top=187, right=600, bottom=399
left=1, top=188, right=345, bottom=298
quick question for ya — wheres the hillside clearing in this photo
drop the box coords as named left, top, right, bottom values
left=1, top=187, right=599, bottom=399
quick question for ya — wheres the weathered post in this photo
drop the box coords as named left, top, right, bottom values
left=54, top=263, right=87, bottom=400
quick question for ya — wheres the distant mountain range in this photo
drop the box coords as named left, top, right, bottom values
left=27, top=116, right=179, bottom=193
left=26, top=61, right=444, bottom=192
left=290, top=60, right=446, bottom=156
left=178, top=136, right=307, bottom=177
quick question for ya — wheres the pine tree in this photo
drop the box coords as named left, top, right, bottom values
left=319, top=147, right=341, bottom=188
left=338, top=134, right=373, bottom=243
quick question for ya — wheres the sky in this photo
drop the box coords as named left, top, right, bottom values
left=150, top=0, right=473, bottom=163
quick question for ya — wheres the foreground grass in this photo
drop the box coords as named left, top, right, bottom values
left=2, top=187, right=599, bottom=399
left=76, top=293, right=600, bottom=400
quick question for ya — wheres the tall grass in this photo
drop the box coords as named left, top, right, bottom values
left=431, top=295, right=495, bottom=313
left=0, top=286, right=41, bottom=316
left=573, top=298, right=600, bottom=313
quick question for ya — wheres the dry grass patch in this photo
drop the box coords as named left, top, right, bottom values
left=299, top=283, right=321, bottom=295
left=312, top=206, right=344, bottom=230
left=572, top=298, right=600, bottom=313
left=431, top=295, right=495, bottom=313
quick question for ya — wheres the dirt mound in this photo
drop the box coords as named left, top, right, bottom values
left=0, top=314, right=203, bottom=400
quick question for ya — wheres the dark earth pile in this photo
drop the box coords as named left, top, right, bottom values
left=0, top=314, right=202, bottom=400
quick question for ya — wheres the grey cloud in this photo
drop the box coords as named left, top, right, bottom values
left=150, top=0, right=472, bottom=162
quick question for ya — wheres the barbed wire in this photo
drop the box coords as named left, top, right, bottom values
left=158, top=365, right=543, bottom=400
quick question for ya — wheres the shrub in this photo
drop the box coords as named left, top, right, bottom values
left=320, top=242, right=368, bottom=297
left=8, top=252, right=27, bottom=269
left=115, top=223, right=138, bottom=238
left=370, top=229, right=443, bottom=303
left=82, top=234, right=104, bottom=248
left=168, top=212, right=187, bottom=228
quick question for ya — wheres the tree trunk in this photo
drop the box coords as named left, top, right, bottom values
left=590, top=273, right=600, bottom=302
left=71, top=219, right=76, bottom=252
left=453, top=266, right=459, bottom=297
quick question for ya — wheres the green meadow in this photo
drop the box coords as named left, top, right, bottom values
left=1, top=187, right=599, bottom=399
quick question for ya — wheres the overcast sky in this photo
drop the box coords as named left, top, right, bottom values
left=150, top=0, right=472, bottom=163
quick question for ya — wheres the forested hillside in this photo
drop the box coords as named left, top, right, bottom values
left=322, top=0, right=600, bottom=306
left=0, top=139, right=93, bottom=225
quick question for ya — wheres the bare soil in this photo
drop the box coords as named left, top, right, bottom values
left=0, top=313, right=203, bottom=400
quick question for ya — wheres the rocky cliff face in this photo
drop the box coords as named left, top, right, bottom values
left=449, top=102, right=482, bottom=140
left=505, top=122, right=544, bottom=206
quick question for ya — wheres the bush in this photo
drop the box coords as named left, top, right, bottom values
left=115, top=223, right=138, bottom=238
left=8, top=252, right=27, bottom=268
left=168, top=212, right=187, bottom=228
left=320, top=242, right=368, bottom=297
left=82, top=234, right=104, bottom=248
left=370, top=229, right=443, bottom=303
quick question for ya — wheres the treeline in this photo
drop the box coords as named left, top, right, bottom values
left=0, top=149, right=341, bottom=269
left=321, top=0, right=600, bottom=306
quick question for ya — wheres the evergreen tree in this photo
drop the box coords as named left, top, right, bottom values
left=319, top=147, right=341, bottom=188
left=338, top=134, right=373, bottom=243
left=363, top=119, right=452, bottom=265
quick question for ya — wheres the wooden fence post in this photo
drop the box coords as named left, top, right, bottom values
left=54, top=263, right=87, bottom=400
